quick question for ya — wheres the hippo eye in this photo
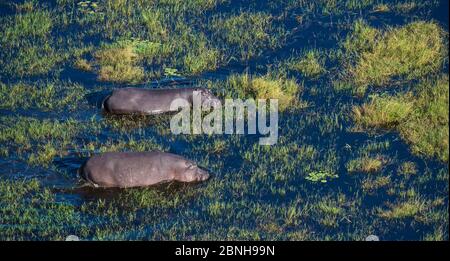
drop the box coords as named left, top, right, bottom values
left=186, top=163, right=196, bottom=169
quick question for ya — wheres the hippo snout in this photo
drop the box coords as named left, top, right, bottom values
left=196, top=168, right=210, bottom=181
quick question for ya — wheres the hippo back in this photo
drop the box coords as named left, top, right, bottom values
left=103, top=88, right=193, bottom=115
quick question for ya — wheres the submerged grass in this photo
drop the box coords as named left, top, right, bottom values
left=346, top=155, right=385, bottom=173
left=0, top=81, right=86, bottom=111
left=0, top=8, right=64, bottom=78
left=0, top=117, right=82, bottom=166
left=0, top=0, right=447, bottom=241
left=224, top=73, right=301, bottom=111
left=287, top=49, right=326, bottom=79
left=95, top=44, right=145, bottom=83
left=212, top=11, right=285, bottom=60
left=353, top=76, right=449, bottom=162
left=343, top=20, right=447, bottom=94
left=399, top=76, right=449, bottom=162
left=0, top=179, right=80, bottom=240
left=0, top=10, right=53, bottom=45
left=353, top=94, right=414, bottom=128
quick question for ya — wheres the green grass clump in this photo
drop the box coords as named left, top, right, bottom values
left=157, top=0, right=223, bottom=13
left=80, top=137, right=167, bottom=157
left=212, top=12, right=283, bottom=60
left=0, top=10, right=53, bottom=45
left=0, top=9, right=62, bottom=78
left=287, top=50, right=326, bottom=79
left=378, top=197, right=429, bottom=220
left=183, top=43, right=220, bottom=74
left=0, top=178, right=80, bottom=240
left=94, top=44, right=145, bottom=83
left=352, top=94, right=414, bottom=128
left=74, top=58, right=93, bottom=71
left=362, top=175, right=391, bottom=193
left=398, top=162, right=417, bottom=176
left=226, top=73, right=300, bottom=111
left=0, top=40, right=65, bottom=78
left=343, top=19, right=379, bottom=56
left=343, top=20, right=446, bottom=93
left=0, top=117, right=81, bottom=166
left=142, top=8, right=170, bottom=40
left=399, top=76, right=449, bottom=162
left=117, top=38, right=173, bottom=65
left=346, top=156, right=385, bottom=173
left=313, top=195, right=350, bottom=228
left=353, top=76, right=449, bottom=162
left=172, top=23, right=222, bottom=74
left=0, top=81, right=86, bottom=111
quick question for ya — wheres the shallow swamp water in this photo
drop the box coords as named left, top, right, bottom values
left=0, top=0, right=448, bottom=240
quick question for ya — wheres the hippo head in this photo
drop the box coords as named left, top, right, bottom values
left=194, top=88, right=221, bottom=107
left=175, top=160, right=210, bottom=183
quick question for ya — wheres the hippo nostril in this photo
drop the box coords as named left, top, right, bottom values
left=196, top=169, right=210, bottom=181
left=202, top=172, right=210, bottom=181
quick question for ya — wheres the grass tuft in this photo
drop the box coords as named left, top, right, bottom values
left=353, top=76, right=449, bottom=162
left=226, top=73, right=300, bottom=111
left=95, top=44, right=145, bottom=83
left=352, top=94, right=414, bottom=128
left=343, top=20, right=446, bottom=93
left=212, top=12, right=284, bottom=60
left=399, top=76, right=449, bottom=162
left=287, top=49, right=326, bottom=79
left=346, top=156, right=385, bottom=173
left=0, top=81, right=86, bottom=111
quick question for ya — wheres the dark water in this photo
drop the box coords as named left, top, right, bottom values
left=0, top=0, right=448, bottom=240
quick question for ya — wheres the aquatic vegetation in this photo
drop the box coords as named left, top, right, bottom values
left=399, top=76, right=449, bottom=162
left=0, top=81, right=86, bottom=111
left=378, top=197, right=430, bottom=220
left=212, top=11, right=284, bottom=60
left=142, top=8, right=170, bottom=40
left=77, top=1, right=100, bottom=15
left=0, top=179, right=80, bottom=240
left=0, top=40, right=65, bottom=78
left=343, top=20, right=447, bottom=94
left=287, top=50, right=326, bottom=79
left=343, top=19, right=379, bottom=56
left=0, top=0, right=447, bottom=241
left=80, top=137, right=167, bottom=157
left=95, top=44, right=145, bottom=83
left=353, top=76, right=449, bottom=162
left=398, top=162, right=418, bottom=176
left=170, top=23, right=222, bottom=74
left=74, top=58, right=93, bottom=71
left=225, top=73, right=301, bottom=111
left=0, top=10, right=53, bottom=45
left=183, top=44, right=220, bottom=74
left=164, top=67, right=181, bottom=77
left=373, top=3, right=390, bottom=13
left=352, top=94, right=414, bottom=128
left=361, top=175, right=391, bottom=193
left=0, top=117, right=81, bottom=166
left=346, top=156, right=385, bottom=173
left=314, top=195, right=351, bottom=228
left=155, top=0, right=224, bottom=13
left=305, top=171, right=338, bottom=183
left=0, top=8, right=63, bottom=78
left=117, top=39, right=172, bottom=65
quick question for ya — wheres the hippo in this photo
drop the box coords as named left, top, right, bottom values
left=79, top=151, right=210, bottom=188
left=102, top=87, right=220, bottom=115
